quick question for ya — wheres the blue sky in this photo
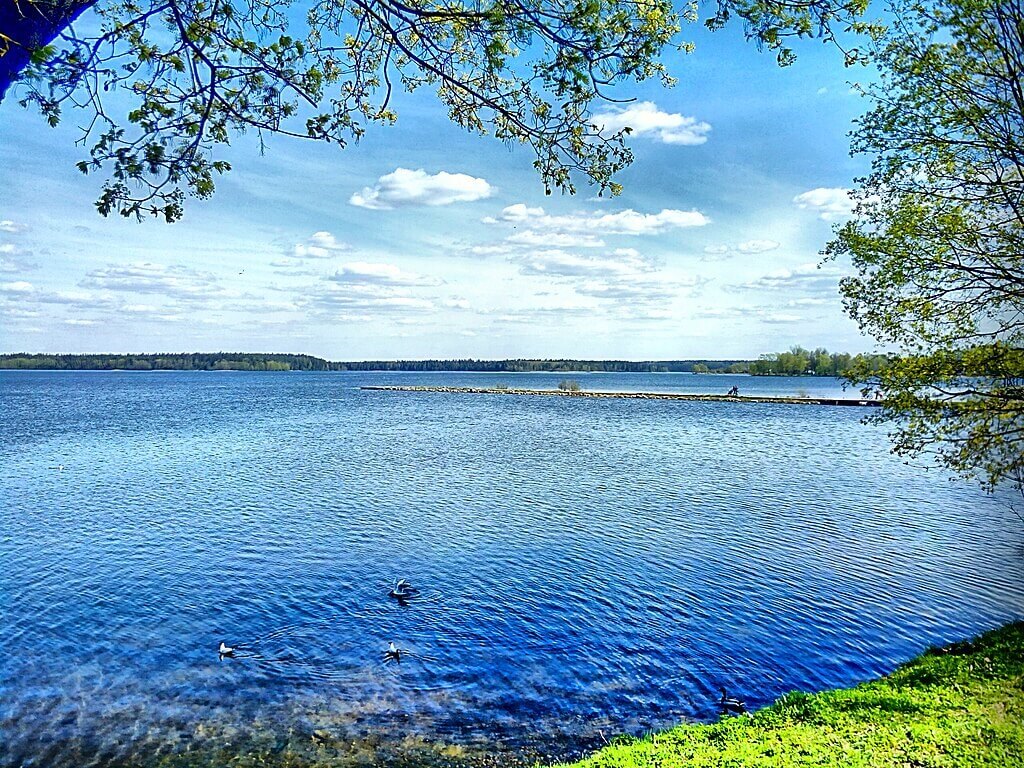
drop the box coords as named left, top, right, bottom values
left=0, top=12, right=880, bottom=360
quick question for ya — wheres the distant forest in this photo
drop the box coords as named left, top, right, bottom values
left=0, top=353, right=747, bottom=373
left=748, top=347, right=890, bottom=377
left=0, top=348, right=889, bottom=375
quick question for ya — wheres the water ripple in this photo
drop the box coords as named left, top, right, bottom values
left=1, top=371, right=1022, bottom=768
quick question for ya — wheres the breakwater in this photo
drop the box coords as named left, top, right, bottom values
left=360, top=385, right=882, bottom=407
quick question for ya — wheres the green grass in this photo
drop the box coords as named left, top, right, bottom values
left=555, top=622, right=1024, bottom=768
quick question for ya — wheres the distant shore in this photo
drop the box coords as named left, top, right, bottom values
left=0, top=351, right=885, bottom=376
left=361, top=385, right=881, bottom=407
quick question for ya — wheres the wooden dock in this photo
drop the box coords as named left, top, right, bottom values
left=360, top=385, right=882, bottom=407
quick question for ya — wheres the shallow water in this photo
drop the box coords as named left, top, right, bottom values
left=1, top=371, right=1022, bottom=768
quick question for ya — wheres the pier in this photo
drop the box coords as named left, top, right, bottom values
left=360, top=385, right=882, bottom=407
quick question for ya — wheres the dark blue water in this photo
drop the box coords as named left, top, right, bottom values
left=2, top=371, right=1022, bottom=768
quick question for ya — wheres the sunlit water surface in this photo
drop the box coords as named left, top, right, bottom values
left=2, top=371, right=1022, bottom=768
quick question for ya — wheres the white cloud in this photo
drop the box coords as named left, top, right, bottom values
left=462, top=243, right=519, bottom=257
left=692, top=306, right=807, bottom=324
left=80, top=262, right=225, bottom=299
left=761, top=313, right=803, bottom=324
left=36, top=289, right=116, bottom=308
left=350, top=168, right=493, bottom=209
left=490, top=204, right=709, bottom=235
left=575, top=275, right=705, bottom=301
left=490, top=203, right=545, bottom=223
left=793, top=188, right=855, bottom=220
left=292, top=231, right=351, bottom=259
left=270, top=256, right=322, bottom=276
left=0, top=220, right=25, bottom=233
left=786, top=297, right=831, bottom=307
left=306, top=282, right=436, bottom=317
left=735, top=262, right=843, bottom=294
left=506, top=230, right=605, bottom=248
left=737, top=239, right=781, bottom=253
left=594, top=102, right=711, bottom=145
left=0, top=280, right=34, bottom=293
left=1, top=306, right=41, bottom=318
left=503, top=242, right=707, bottom=321
left=484, top=294, right=599, bottom=324
left=512, top=248, right=660, bottom=279
left=702, top=239, right=780, bottom=261
left=329, top=261, right=443, bottom=287
left=64, top=319, right=98, bottom=326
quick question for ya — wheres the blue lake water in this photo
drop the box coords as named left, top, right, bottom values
left=1, top=370, right=1022, bottom=768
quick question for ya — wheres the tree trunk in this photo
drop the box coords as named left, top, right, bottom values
left=0, top=0, right=96, bottom=102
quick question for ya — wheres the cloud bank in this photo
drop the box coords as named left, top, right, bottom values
left=594, top=102, right=711, bottom=145
left=351, top=168, right=493, bottom=209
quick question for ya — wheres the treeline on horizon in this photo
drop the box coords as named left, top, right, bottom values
left=0, top=353, right=745, bottom=373
left=748, top=347, right=890, bottom=377
left=0, top=349, right=889, bottom=375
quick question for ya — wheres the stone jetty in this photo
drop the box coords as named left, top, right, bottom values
left=360, top=385, right=882, bottom=407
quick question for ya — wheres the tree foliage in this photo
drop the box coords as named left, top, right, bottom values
left=0, top=353, right=760, bottom=371
left=827, top=0, right=1024, bottom=492
left=0, top=0, right=873, bottom=221
left=748, top=345, right=887, bottom=376
left=0, top=351, right=333, bottom=369
left=705, top=0, right=878, bottom=66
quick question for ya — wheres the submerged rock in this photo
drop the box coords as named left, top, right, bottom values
left=311, top=728, right=333, bottom=746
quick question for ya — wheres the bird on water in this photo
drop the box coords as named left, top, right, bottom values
left=218, top=641, right=235, bottom=657
left=719, top=687, right=746, bottom=714
left=385, top=641, right=402, bottom=662
left=389, top=578, right=418, bottom=599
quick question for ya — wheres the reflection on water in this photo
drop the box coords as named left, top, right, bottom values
left=1, top=371, right=1022, bottom=768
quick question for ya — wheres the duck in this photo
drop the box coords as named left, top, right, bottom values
left=719, top=687, right=746, bottom=714
left=389, top=579, right=418, bottom=599
left=385, top=641, right=401, bottom=662
left=218, top=641, right=236, bottom=657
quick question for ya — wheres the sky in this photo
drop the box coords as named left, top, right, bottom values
left=0, top=10, right=882, bottom=361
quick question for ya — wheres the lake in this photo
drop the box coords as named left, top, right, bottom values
left=1, top=371, right=1022, bottom=768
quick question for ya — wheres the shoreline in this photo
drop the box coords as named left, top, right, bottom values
left=361, top=385, right=882, bottom=407
left=556, top=621, right=1023, bottom=768
left=14, top=622, right=1018, bottom=768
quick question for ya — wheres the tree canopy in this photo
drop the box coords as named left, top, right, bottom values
left=0, top=0, right=873, bottom=221
left=0, top=352, right=759, bottom=371
left=828, top=0, right=1024, bottom=493
left=749, top=345, right=887, bottom=377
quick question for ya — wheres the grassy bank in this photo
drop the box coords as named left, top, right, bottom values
left=557, top=622, right=1024, bottom=768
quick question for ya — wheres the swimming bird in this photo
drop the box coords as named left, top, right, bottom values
left=218, top=641, right=235, bottom=657
left=389, top=579, right=418, bottom=599
left=719, top=687, right=746, bottom=715
left=385, top=641, right=401, bottom=662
